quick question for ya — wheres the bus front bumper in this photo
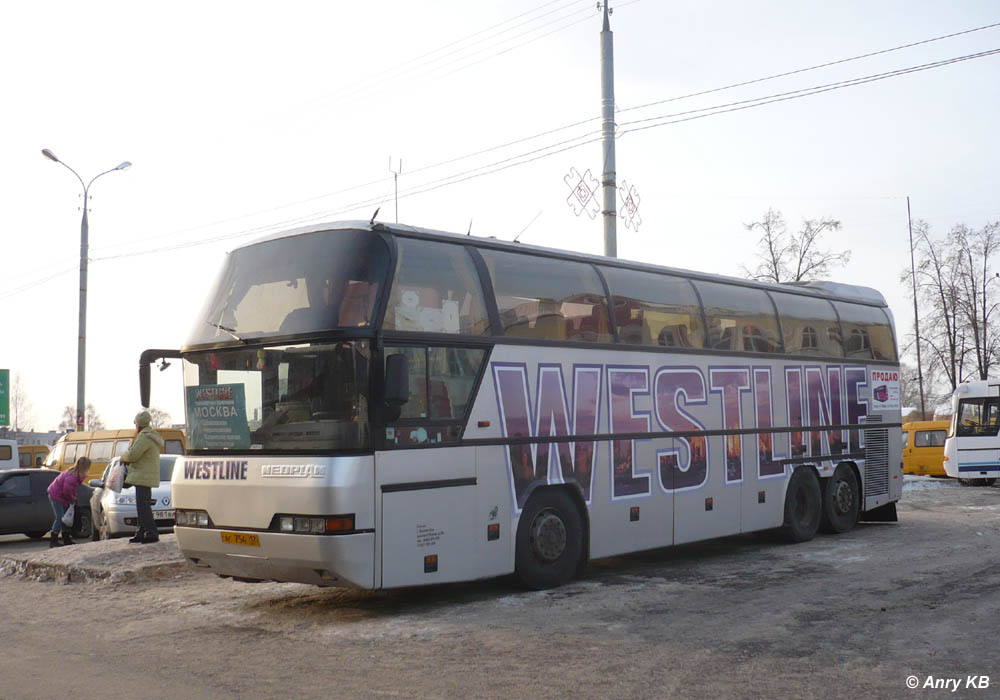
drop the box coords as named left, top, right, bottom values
left=175, top=526, right=374, bottom=588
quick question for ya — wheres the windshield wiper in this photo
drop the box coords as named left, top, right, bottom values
left=206, top=321, right=245, bottom=342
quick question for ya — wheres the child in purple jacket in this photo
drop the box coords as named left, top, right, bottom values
left=47, top=457, right=91, bottom=548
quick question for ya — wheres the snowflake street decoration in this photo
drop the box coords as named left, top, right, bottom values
left=618, top=180, right=642, bottom=231
left=563, top=167, right=600, bottom=219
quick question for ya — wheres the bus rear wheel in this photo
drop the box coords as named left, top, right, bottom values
left=515, top=489, right=584, bottom=590
left=820, top=465, right=860, bottom=534
left=782, top=467, right=821, bottom=543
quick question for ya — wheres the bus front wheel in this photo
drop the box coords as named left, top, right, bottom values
left=820, top=464, right=860, bottom=534
left=515, top=489, right=584, bottom=590
left=782, top=467, right=821, bottom=543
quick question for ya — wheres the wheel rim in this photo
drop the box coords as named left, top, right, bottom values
left=529, top=508, right=567, bottom=563
left=833, top=479, right=854, bottom=515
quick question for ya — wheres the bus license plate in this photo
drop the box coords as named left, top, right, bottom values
left=153, top=510, right=175, bottom=520
left=221, top=531, right=260, bottom=547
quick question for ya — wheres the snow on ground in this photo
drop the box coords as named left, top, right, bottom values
left=903, top=474, right=956, bottom=491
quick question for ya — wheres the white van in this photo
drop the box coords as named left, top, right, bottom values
left=0, top=440, right=19, bottom=471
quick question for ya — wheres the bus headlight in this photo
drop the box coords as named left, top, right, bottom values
left=277, top=514, right=355, bottom=534
left=176, top=509, right=211, bottom=528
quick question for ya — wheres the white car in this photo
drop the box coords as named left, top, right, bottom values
left=89, top=455, right=177, bottom=540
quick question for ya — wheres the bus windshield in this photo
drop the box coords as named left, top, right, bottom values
left=955, top=397, right=1000, bottom=437
left=188, top=229, right=389, bottom=346
left=183, top=341, right=371, bottom=452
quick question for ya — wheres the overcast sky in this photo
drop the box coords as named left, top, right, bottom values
left=2, top=0, right=998, bottom=432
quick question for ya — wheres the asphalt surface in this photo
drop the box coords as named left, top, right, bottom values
left=1, top=476, right=999, bottom=700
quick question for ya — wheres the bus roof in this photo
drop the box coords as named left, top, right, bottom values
left=954, top=380, right=1000, bottom=398
left=242, top=220, right=890, bottom=308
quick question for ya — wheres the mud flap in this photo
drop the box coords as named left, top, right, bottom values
left=859, top=501, right=897, bottom=522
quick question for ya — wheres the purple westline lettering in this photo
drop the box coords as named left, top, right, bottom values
left=654, top=368, right=708, bottom=491
left=754, top=368, right=783, bottom=478
left=845, top=367, right=868, bottom=452
left=786, top=368, right=805, bottom=459
left=710, top=367, right=751, bottom=483
left=608, top=367, right=651, bottom=499
left=493, top=364, right=601, bottom=509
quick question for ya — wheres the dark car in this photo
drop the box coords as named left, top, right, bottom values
left=0, top=469, right=93, bottom=540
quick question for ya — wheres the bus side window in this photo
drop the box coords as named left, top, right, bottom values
left=771, top=292, right=843, bottom=357
left=693, top=281, right=782, bottom=354
left=834, top=302, right=897, bottom=361
left=88, top=441, right=113, bottom=462
left=383, top=238, right=491, bottom=335
left=601, top=267, right=704, bottom=349
left=481, top=250, right=612, bottom=343
left=112, top=439, right=132, bottom=457
left=383, top=346, right=487, bottom=447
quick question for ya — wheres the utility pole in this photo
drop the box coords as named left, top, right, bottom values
left=907, top=195, right=927, bottom=418
left=600, top=2, right=617, bottom=258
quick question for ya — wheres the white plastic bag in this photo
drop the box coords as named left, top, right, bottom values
left=61, top=504, right=75, bottom=528
left=106, top=457, right=127, bottom=493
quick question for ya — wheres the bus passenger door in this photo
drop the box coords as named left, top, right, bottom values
left=376, top=447, right=479, bottom=588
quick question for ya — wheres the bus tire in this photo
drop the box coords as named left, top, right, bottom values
left=820, top=464, right=860, bottom=534
left=782, top=467, right=821, bottom=543
left=515, top=489, right=584, bottom=590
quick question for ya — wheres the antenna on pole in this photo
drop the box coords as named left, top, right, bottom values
left=599, top=1, right=617, bottom=257
left=389, top=156, right=403, bottom=223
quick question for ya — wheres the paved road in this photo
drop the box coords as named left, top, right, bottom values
left=2, top=477, right=999, bottom=699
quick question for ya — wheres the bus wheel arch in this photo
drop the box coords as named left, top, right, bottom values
left=820, top=462, right=861, bottom=534
left=782, top=465, right=822, bottom=543
left=514, top=485, right=587, bottom=590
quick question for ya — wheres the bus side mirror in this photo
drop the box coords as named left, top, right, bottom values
left=384, top=354, right=410, bottom=408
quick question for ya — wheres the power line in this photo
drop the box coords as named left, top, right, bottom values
left=618, top=20, right=1000, bottom=116
left=619, top=47, right=1000, bottom=134
left=85, top=46, right=1000, bottom=265
left=11, top=26, right=1000, bottom=296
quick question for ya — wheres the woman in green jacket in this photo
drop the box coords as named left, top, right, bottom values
left=121, top=410, right=165, bottom=544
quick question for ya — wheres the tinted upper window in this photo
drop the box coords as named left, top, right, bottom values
left=693, top=281, right=782, bottom=354
left=19, top=452, right=31, bottom=467
left=480, top=250, right=612, bottom=343
left=834, top=302, right=896, bottom=361
left=602, top=267, right=704, bottom=348
left=0, top=445, right=10, bottom=461
left=383, top=238, right=491, bottom=335
left=771, top=292, right=843, bottom=357
left=189, top=229, right=389, bottom=345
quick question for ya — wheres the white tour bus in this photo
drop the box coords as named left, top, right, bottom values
left=943, top=380, right=1000, bottom=486
left=141, top=221, right=902, bottom=590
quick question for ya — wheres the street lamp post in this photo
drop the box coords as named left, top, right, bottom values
left=41, top=149, right=131, bottom=431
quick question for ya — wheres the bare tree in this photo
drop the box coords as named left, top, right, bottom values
left=149, top=407, right=172, bottom=428
left=742, top=208, right=850, bottom=283
left=9, top=373, right=35, bottom=431
left=58, top=403, right=105, bottom=432
left=900, top=221, right=1000, bottom=392
left=954, top=222, right=1000, bottom=380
